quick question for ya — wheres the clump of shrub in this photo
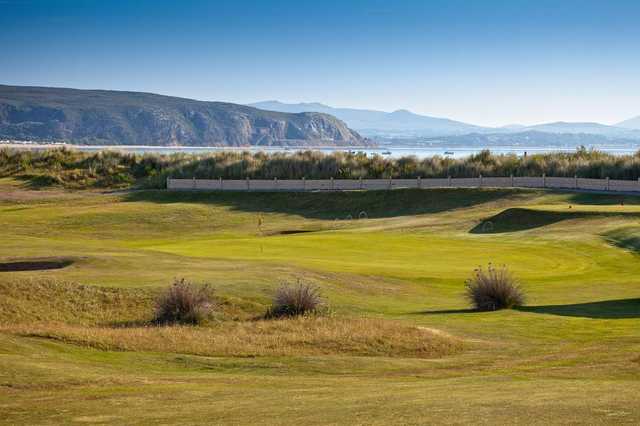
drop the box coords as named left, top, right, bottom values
left=154, top=278, right=214, bottom=324
left=465, top=264, right=525, bottom=311
left=267, top=282, right=325, bottom=318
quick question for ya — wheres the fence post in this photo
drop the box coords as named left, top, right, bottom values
left=274, top=177, right=278, bottom=191
left=192, top=177, right=196, bottom=190
left=246, top=177, right=250, bottom=191
left=575, top=175, right=578, bottom=189
left=606, top=176, right=610, bottom=191
left=510, top=174, right=514, bottom=187
left=219, top=177, right=223, bottom=191
left=359, top=176, right=363, bottom=190
left=479, top=174, right=483, bottom=187
left=542, top=173, right=546, bottom=188
left=331, top=177, right=334, bottom=191
left=448, top=175, right=452, bottom=187
left=417, top=176, right=421, bottom=189
left=388, top=176, right=392, bottom=190
left=302, top=176, right=306, bottom=191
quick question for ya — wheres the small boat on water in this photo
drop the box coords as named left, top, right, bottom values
left=444, top=151, right=454, bottom=155
left=381, top=150, right=392, bottom=155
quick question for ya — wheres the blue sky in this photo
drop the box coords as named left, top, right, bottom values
left=1, top=0, right=639, bottom=126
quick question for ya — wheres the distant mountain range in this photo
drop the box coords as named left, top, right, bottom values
left=617, top=116, right=640, bottom=130
left=249, top=101, right=485, bottom=137
left=0, top=85, right=366, bottom=146
left=249, top=100, right=640, bottom=140
left=1, top=85, right=638, bottom=149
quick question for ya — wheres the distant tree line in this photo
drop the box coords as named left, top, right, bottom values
left=2, top=146, right=640, bottom=189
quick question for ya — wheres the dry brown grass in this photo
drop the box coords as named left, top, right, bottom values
left=0, top=278, right=155, bottom=325
left=3, top=317, right=462, bottom=358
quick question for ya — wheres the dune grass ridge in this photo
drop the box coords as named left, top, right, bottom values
left=4, top=146, right=640, bottom=189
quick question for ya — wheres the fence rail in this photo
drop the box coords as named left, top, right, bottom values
left=167, top=176, right=640, bottom=193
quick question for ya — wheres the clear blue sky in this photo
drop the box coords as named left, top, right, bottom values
left=1, top=0, right=639, bottom=126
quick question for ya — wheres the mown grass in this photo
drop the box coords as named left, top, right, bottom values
left=1, top=180, right=640, bottom=424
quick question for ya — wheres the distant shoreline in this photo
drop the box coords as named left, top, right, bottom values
left=0, top=142, right=375, bottom=150
left=2, top=140, right=639, bottom=159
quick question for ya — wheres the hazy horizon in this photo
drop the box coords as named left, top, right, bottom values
left=2, top=0, right=639, bottom=127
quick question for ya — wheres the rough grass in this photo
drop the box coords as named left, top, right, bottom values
left=5, top=147, right=640, bottom=190
left=3, top=317, right=461, bottom=358
left=0, top=278, right=155, bottom=325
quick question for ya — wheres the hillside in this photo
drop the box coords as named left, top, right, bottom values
left=0, top=85, right=366, bottom=146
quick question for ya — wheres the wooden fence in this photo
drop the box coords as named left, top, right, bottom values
left=167, top=175, right=640, bottom=193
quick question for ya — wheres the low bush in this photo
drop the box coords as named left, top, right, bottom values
left=267, top=282, right=324, bottom=318
left=154, top=278, right=214, bottom=324
left=465, top=264, right=525, bottom=311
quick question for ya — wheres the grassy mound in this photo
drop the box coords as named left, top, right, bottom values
left=4, top=317, right=462, bottom=358
left=603, top=226, right=640, bottom=253
left=471, top=207, right=593, bottom=233
left=0, top=278, right=461, bottom=358
left=0, top=278, right=155, bottom=325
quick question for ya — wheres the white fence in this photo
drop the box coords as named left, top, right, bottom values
left=167, top=176, right=640, bottom=193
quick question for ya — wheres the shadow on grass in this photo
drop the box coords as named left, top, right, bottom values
left=567, top=192, right=640, bottom=206
left=470, top=208, right=594, bottom=234
left=603, top=226, right=640, bottom=254
left=123, top=188, right=529, bottom=220
left=516, top=298, right=640, bottom=319
left=14, top=174, right=62, bottom=189
left=470, top=206, right=640, bottom=234
left=413, top=308, right=479, bottom=315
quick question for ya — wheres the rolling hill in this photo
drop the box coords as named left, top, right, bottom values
left=0, top=85, right=366, bottom=146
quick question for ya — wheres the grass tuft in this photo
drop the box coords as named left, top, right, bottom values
left=155, top=278, right=215, bottom=325
left=465, top=264, right=525, bottom=311
left=267, top=282, right=324, bottom=318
